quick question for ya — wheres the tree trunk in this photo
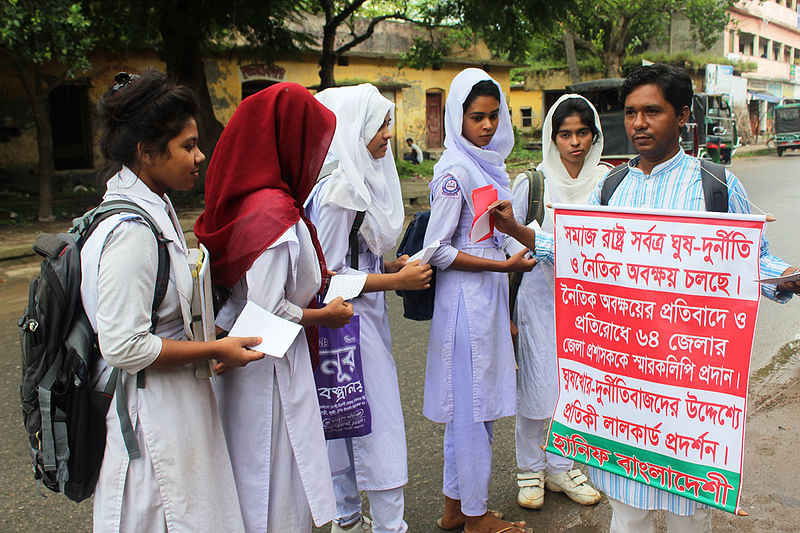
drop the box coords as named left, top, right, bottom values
left=605, top=16, right=629, bottom=78
left=319, top=21, right=337, bottom=89
left=11, top=60, right=56, bottom=221
left=605, top=53, right=622, bottom=78
left=160, top=32, right=223, bottom=188
left=564, top=30, right=581, bottom=85
left=32, top=90, right=56, bottom=221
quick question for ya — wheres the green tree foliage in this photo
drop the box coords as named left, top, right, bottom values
left=526, top=0, right=736, bottom=78
left=396, top=0, right=574, bottom=68
left=301, top=0, right=409, bottom=89
left=0, top=0, right=95, bottom=220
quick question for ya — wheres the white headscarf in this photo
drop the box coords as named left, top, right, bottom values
left=432, top=68, right=514, bottom=212
left=537, top=94, right=607, bottom=208
left=314, top=84, right=405, bottom=257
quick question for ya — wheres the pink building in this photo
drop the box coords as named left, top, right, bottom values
left=725, top=0, right=800, bottom=133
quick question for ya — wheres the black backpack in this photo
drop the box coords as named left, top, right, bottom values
left=19, top=200, right=169, bottom=502
left=600, top=158, right=728, bottom=211
left=509, top=169, right=545, bottom=315
left=395, top=210, right=436, bottom=321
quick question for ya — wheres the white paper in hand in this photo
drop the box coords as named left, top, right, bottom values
left=228, top=300, right=303, bottom=358
left=323, top=274, right=367, bottom=304
left=757, top=270, right=800, bottom=284
left=407, top=239, right=440, bottom=265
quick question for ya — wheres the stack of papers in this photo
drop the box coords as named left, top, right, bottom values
left=188, top=244, right=216, bottom=378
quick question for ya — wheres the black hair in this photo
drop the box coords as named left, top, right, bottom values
left=462, top=80, right=501, bottom=113
left=620, top=63, right=693, bottom=116
left=406, top=137, right=414, bottom=143
left=551, top=98, right=600, bottom=144
left=99, top=68, right=199, bottom=168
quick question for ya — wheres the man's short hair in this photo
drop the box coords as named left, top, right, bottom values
left=621, top=64, right=693, bottom=116
left=406, top=137, right=414, bottom=143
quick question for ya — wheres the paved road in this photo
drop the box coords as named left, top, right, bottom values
left=1, top=153, right=799, bottom=532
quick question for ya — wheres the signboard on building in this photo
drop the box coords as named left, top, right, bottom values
left=705, top=64, right=735, bottom=95
left=705, top=64, right=746, bottom=108
left=239, top=64, right=286, bottom=82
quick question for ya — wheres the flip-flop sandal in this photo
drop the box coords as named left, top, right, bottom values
left=436, top=510, right=504, bottom=530
left=494, top=524, right=532, bottom=533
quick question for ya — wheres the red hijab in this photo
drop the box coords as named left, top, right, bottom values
left=195, top=83, right=335, bottom=291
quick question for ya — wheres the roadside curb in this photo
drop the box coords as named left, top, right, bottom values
left=0, top=245, right=35, bottom=261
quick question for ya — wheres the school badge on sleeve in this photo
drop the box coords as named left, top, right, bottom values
left=442, top=176, right=460, bottom=197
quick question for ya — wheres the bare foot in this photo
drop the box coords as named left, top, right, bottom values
left=437, top=497, right=505, bottom=530
left=464, top=512, right=528, bottom=533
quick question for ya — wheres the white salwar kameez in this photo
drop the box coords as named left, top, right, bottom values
left=506, top=94, right=607, bottom=474
left=423, top=68, right=517, bottom=516
left=309, top=83, right=408, bottom=533
left=214, top=221, right=336, bottom=532
left=306, top=179, right=408, bottom=532
left=80, top=167, right=245, bottom=533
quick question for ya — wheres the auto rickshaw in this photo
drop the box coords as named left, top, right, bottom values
left=774, top=102, right=800, bottom=156
left=691, top=93, right=739, bottom=164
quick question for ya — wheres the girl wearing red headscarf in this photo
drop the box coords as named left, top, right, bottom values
left=194, top=83, right=353, bottom=532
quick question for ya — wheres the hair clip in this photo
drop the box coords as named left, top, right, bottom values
left=112, top=72, right=140, bottom=93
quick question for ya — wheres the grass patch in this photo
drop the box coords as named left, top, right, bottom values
left=0, top=185, right=206, bottom=227
left=396, top=159, right=436, bottom=180
left=734, top=148, right=775, bottom=159
left=0, top=189, right=103, bottom=226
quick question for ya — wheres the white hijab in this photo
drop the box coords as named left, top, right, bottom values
left=314, top=84, right=405, bottom=257
left=432, top=68, right=514, bottom=212
left=537, top=94, right=607, bottom=209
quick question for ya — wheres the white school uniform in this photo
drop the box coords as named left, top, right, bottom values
left=424, top=178, right=517, bottom=423
left=214, top=221, right=337, bottom=532
left=306, top=181, right=408, bottom=492
left=80, top=167, right=244, bottom=533
left=508, top=93, right=607, bottom=421
left=423, top=68, right=517, bottom=426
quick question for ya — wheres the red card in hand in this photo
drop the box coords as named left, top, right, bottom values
left=470, top=185, right=497, bottom=243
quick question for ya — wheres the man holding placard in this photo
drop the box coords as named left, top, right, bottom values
left=493, top=63, right=800, bottom=532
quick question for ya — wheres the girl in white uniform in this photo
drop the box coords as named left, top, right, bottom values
left=81, top=70, right=263, bottom=533
left=507, top=94, right=606, bottom=510
left=305, top=84, right=432, bottom=533
left=423, top=68, right=535, bottom=533
left=194, top=83, right=354, bottom=533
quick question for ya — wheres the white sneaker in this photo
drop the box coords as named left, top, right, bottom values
left=545, top=468, right=601, bottom=505
left=331, top=515, right=373, bottom=532
left=516, top=470, right=545, bottom=509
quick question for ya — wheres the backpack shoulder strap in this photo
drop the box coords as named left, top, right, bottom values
left=82, top=200, right=171, bottom=334
left=600, top=164, right=630, bottom=205
left=699, top=160, right=728, bottom=213
left=77, top=200, right=173, bottom=460
left=349, top=211, right=366, bottom=270
left=524, top=169, right=545, bottom=226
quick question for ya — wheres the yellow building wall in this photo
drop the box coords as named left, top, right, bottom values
left=0, top=60, right=36, bottom=172
left=509, top=86, right=543, bottom=133
left=0, top=52, right=166, bottom=173
left=1, top=50, right=512, bottom=174
left=508, top=70, right=608, bottom=133
left=206, top=52, right=512, bottom=154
